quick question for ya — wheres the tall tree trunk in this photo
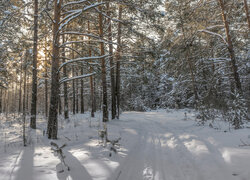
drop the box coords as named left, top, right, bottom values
left=72, top=66, right=76, bottom=115
left=0, top=89, right=2, bottom=113
left=62, top=33, right=69, bottom=119
left=71, top=41, right=76, bottom=115
left=107, top=2, right=116, bottom=119
left=58, top=92, right=62, bottom=115
left=218, top=0, right=242, bottom=92
left=88, top=21, right=95, bottom=117
left=18, top=60, right=23, bottom=114
left=11, top=82, right=14, bottom=113
left=99, top=3, right=108, bottom=122
left=116, top=5, right=122, bottom=119
left=4, top=90, right=8, bottom=117
left=22, top=51, right=28, bottom=146
left=26, top=75, right=30, bottom=114
left=243, top=0, right=250, bottom=29
left=80, top=65, right=84, bottom=114
left=30, top=0, right=38, bottom=129
left=44, top=37, right=48, bottom=118
left=76, top=70, right=79, bottom=114
left=93, top=77, right=96, bottom=112
left=15, top=70, right=18, bottom=114
left=47, top=0, right=61, bottom=139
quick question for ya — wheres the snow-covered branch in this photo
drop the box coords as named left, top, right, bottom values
left=59, top=39, right=117, bottom=48
left=59, top=73, right=96, bottom=84
left=58, top=54, right=110, bottom=71
left=198, top=29, right=228, bottom=46
left=58, top=2, right=105, bottom=32
left=60, top=32, right=100, bottom=39
left=59, top=9, right=82, bottom=30
left=62, top=0, right=87, bottom=9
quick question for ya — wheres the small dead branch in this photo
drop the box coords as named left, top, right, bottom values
left=239, top=139, right=250, bottom=147
left=51, top=142, right=70, bottom=172
left=107, top=137, right=121, bottom=156
left=63, top=135, right=71, bottom=141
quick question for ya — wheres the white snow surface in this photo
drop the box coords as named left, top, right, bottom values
left=0, top=110, right=250, bottom=180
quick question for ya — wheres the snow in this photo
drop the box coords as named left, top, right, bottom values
left=4, top=11, right=11, bottom=15
left=59, top=10, right=82, bottom=31
left=59, top=73, right=96, bottom=84
left=58, top=54, right=110, bottom=71
left=62, top=0, right=87, bottom=9
left=198, top=29, right=228, bottom=46
left=0, top=110, right=250, bottom=180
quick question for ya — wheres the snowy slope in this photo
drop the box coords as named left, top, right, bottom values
left=0, top=110, right=249, bottom=180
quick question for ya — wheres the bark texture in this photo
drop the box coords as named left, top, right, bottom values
left=80, top=66, right=84, bottom=114
left=88, top=21, right=95, bottom=118
left=30, top=0, right=39, bottom=129
left=62, top=33, right=69, bottom=119
left=116, top=5, right=122, bottom=119
left=47, top=0, right=61, bottom=139
left=107, top=2, right=116, bottom=119
left=99, top=3, right=108, bottom=122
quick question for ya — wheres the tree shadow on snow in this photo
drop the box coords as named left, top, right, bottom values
left=13, top=145, right=34, bottom=180
left=56, top=150, right=93, bottom=180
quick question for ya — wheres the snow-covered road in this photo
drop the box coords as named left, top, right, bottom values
left=110, top=111, right=250, bottom=180
left=0, top=110, right=250, bottom=180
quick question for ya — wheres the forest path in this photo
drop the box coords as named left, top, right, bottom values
left=0, top=111, right=249, bottom=180
left=109, top=111, right=249, bottom=180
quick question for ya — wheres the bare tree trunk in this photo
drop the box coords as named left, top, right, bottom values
left=26, top=75, right=30, bottom=114
left=62, top=33, right=69, bottom=119
left=47, top=0, right=61, bottom=139
left=22, top=51, right=28, bottom=146
left=88, top=21, right=95, bottom=117
left=4, top=90, right=8, bottom=117
left=59, top=93, right=62, bottom=115
left=116, top=5, right=122, bottom=119
left=107, top=2, right=116, bottom=119
left=0, top=89, right=2, bottom=113
left=11, top=82, right=14, bottom=113
left=15, top=70, right=18, bottom=114
left=243, top=0, right=250, bottom=29
left=30, top=0, right=39, bottom=129
left=44, top=63, right=48, bottom=117
left=18, top=60, right=23, bottom=114
left=93, top=77, right=97, bottom=112
left=72, top=66, right=76, bottom=115
left=76, top=70, right=79, bottom=114
left=80, top=65, right=84, bottom=114
left=44, top=37, right=49, bottom=118
left=99, top=3, right=108, bottom=122
left=218, top=0, right=242, bottom=92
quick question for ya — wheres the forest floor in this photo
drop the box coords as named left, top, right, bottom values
left=0, top=109, right=250, bottom=180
